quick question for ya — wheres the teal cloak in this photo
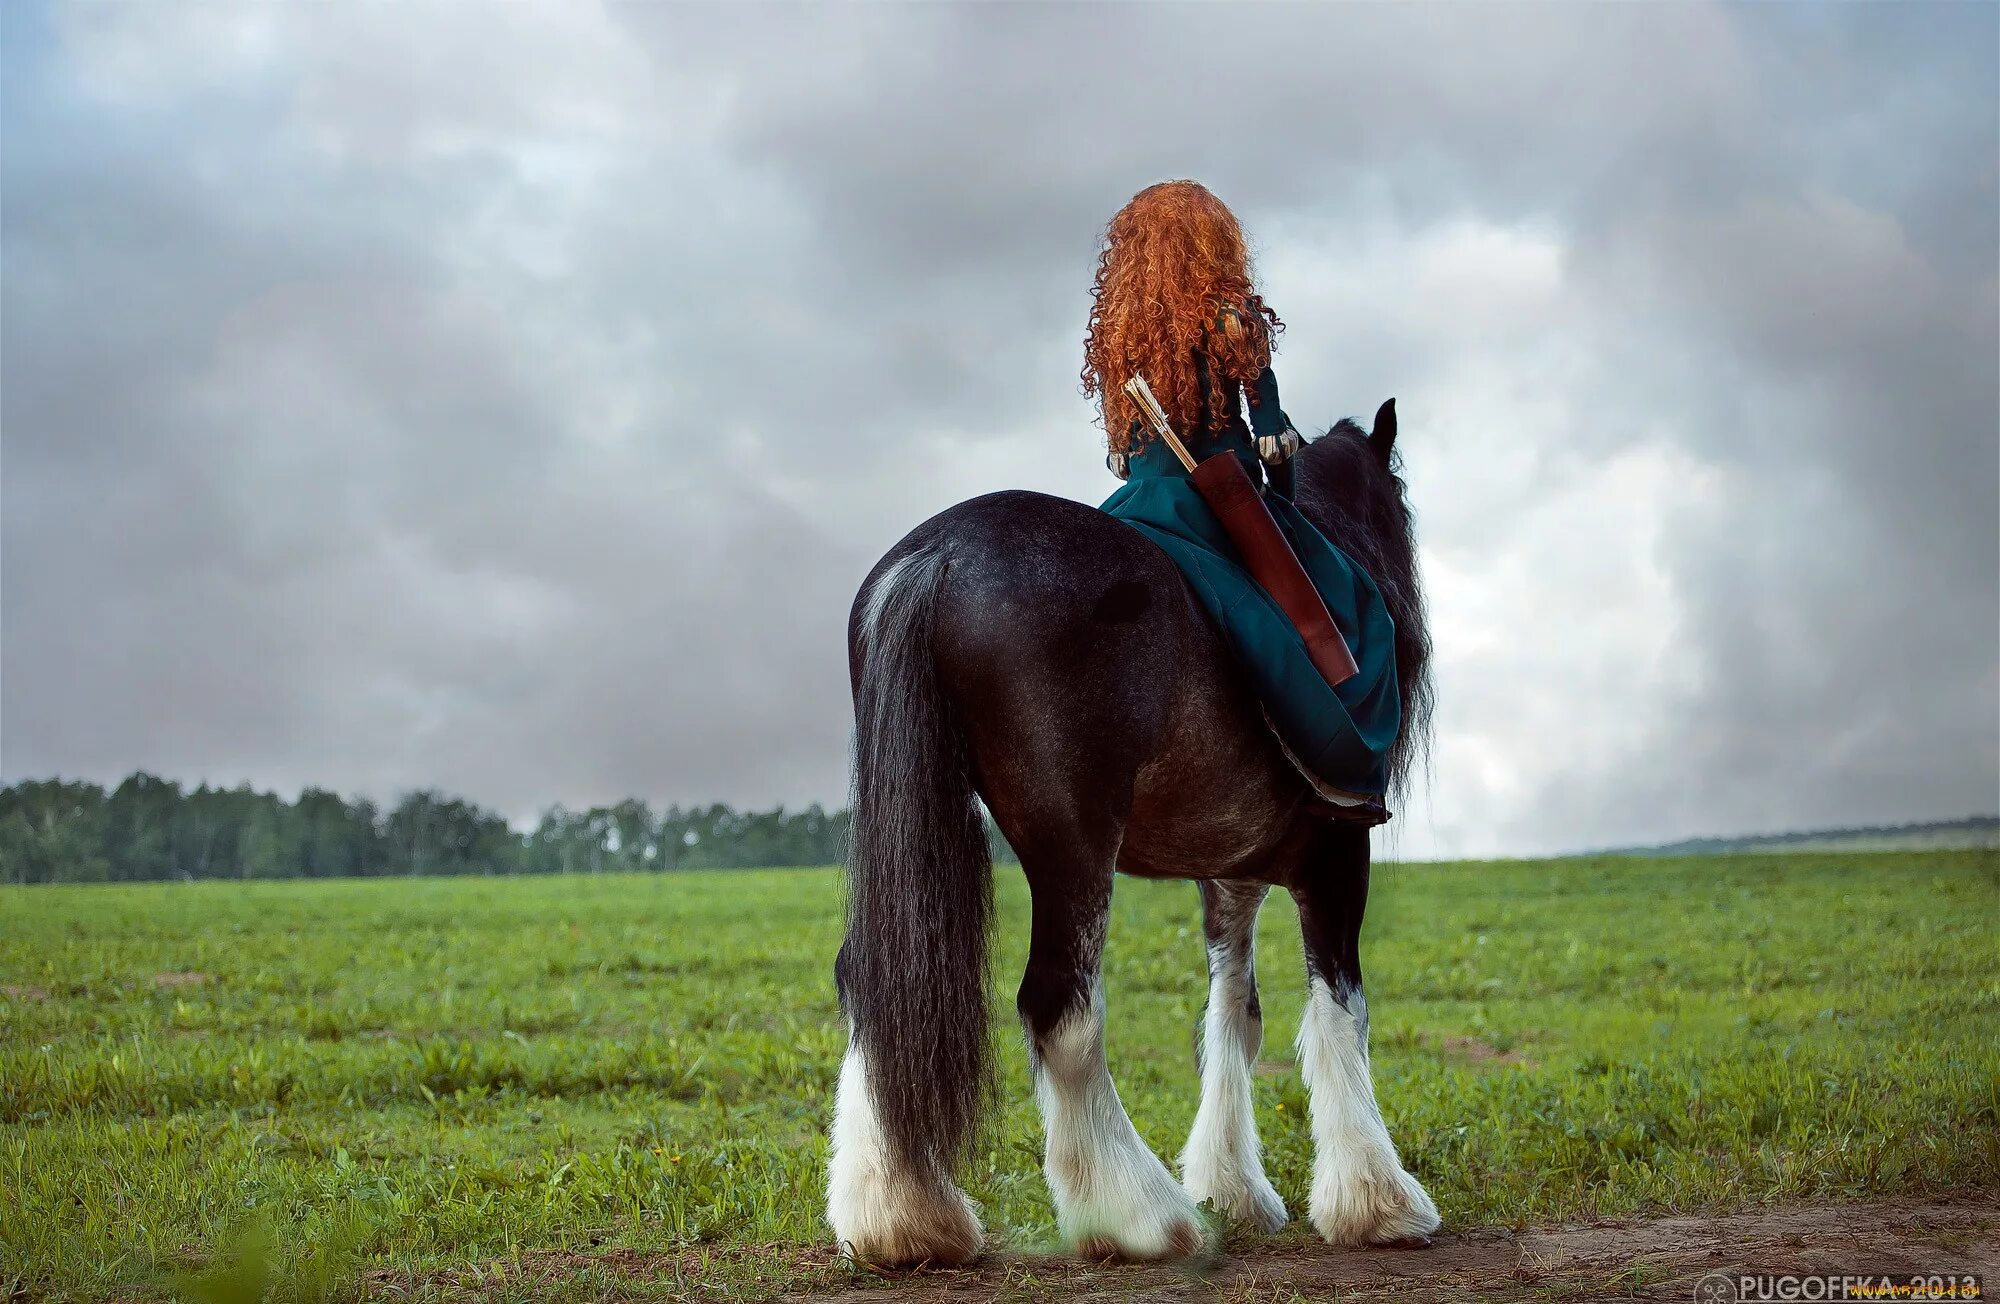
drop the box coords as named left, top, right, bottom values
left=1100, top=417, right=1400, bottom=797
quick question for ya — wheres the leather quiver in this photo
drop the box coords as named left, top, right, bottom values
left=1189, top=452, right=1361, bottom=688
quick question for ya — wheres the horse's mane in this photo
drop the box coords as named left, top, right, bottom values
left=1291, top=421, right=1433, bottom=800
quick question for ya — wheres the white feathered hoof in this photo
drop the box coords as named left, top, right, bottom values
left=1309, top=1155, right=1441, bottom=1249
left=1056, top=1154, right=1209, bottom=1262
left=1071, top=1208, right=1206, bottom=1264
left=825, top=1045, right=985, bottom=1268
left=828, top=1171, right=984, bottom=1269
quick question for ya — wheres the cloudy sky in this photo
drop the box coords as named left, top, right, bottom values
left=4, top=2, right=1994, bottom=859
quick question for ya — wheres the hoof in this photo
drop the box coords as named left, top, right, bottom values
left=1309, top=1157, right=1441, bottom=1249
left=825, top=1044, right=984, bottom=1269
left=1050, top=1120, right=1211, bottom=1262
left=1073, top=1210, right=1205, bottom=1263
left=1059, top=1166, right=1208, bottom=1262
left=829, top=1175, right=984, bottom=1269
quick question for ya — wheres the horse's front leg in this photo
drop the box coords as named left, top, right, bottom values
left=1179, top=880, right=1287, bottom=1231
left=1289, top=824, right=1440, bottom=1247
left=1018, top=852, right=1205, bottom=1261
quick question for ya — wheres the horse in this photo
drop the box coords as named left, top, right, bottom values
left=826, top=401, right=1438, bottom=1267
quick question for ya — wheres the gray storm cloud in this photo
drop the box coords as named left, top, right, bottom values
left=3, top=1, right=1994, bottom=857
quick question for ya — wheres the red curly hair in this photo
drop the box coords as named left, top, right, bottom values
left=1082, top=180, right=1282, bottom=455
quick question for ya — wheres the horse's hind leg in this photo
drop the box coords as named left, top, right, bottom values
left=1180, top=880, right=1288, bottom=1232
left=1017, top=848, right=1205, bottom=1261
left=1290, top=824, right=1441, bottom=1247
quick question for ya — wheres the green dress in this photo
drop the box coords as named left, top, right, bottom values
left=1099, top=364, right=1401, bottom=798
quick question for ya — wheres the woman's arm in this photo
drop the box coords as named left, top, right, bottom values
left=1247, top=365, right=1303, bottom=499
left=1212, top=303, right=1302, bottom=494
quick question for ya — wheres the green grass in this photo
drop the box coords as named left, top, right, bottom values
left=4, top=852, right=1996, bottom=1300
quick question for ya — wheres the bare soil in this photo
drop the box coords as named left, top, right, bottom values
left=789, top=1198, right=1998, bottom=1303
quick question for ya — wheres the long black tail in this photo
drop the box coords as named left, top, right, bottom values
left=837, top=545, right=993, bottom=1178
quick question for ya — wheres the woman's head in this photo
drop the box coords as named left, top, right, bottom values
left=1082, top=180, right=1282, bottom=453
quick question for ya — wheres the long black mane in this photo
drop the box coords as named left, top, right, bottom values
left=1292, top=414, right=1433, bottom=798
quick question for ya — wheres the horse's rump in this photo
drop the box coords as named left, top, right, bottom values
left=859, top=491, right=1312, bottom=877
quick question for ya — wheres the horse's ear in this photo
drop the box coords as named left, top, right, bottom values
left=1369, top=398, right=1397, bottom=465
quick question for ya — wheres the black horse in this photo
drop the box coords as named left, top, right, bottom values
left=827, top=402, right=1437, bottom=1266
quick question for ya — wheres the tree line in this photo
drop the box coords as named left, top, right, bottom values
left=0, top=773, right=1015, bottom=885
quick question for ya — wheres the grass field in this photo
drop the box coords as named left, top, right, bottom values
left=4, top=852, right=1996, bottom=1301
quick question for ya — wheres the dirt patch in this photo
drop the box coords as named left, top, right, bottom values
left=786, top=1198, right=1998, bottom=1303
left=350, top=1199, right=1998, bottom=1302
left=0, top=984, right=50, bottom=1002
left=1435, top=1034, right=1535, bottom=1067
left=153, top=971, right=211, bottom=990
left=364, top=1242, right=835, bottom=1299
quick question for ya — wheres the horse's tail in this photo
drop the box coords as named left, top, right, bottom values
left=838, top=544, right=993, bottom=1179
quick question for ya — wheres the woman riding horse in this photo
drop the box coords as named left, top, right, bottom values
left=1090, top=181, right=1403, bottom=811
left=827, top=180, right=1440, bottom=1267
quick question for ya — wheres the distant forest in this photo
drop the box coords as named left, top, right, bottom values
left=0, top=774, right=1016, bottom=885
left=1609, top=816, right=1998, bottom=858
